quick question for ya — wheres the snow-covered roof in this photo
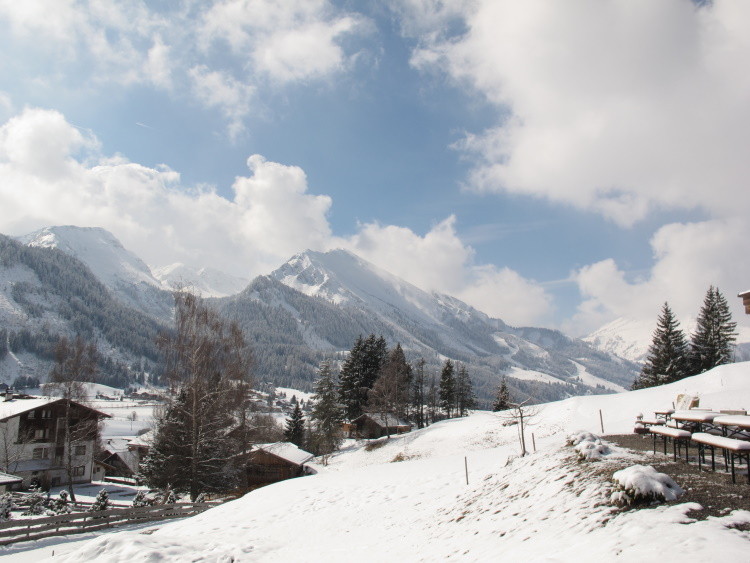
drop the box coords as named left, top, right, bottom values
left=128, top=430, right=154, bottom=448
left=739, top=289, right=750, bottom=297
left=0, top=397, right=59, bottom=421
left=357, top=413, right=411, bottom=427
left=252, top=442, right=314, bottom=466
left=0, top=396, right=110, bottom=422
left=0, top=471, right=22, bottom=485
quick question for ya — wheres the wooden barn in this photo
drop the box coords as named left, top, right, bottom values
left=351, top=413, right=412, bottom=439
left=739, top=289, right=750, bottom=315
left=245, top=442, right=314, bottom=488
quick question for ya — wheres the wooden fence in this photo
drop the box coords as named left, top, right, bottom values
left=0, top=502, right=218, bottom=546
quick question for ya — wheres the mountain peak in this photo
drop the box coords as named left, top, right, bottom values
left=19, top=225, right=158, bottom=288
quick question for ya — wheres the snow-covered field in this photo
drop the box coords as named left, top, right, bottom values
left=7, top=363, right=750, bottom=562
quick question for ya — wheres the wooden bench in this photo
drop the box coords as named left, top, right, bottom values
left=650, top=426, right=691, bottom=461
left=691, top=432, right=750, bottom=484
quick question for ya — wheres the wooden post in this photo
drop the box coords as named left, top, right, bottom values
left=531, top=433, right=536, bottom=452
left=599, top=409, right=604, bottom=434
left=464, top=456, right=469, bottom=485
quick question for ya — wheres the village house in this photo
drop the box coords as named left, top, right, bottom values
left=0, top=393, right=108, bottom=489
left=350, top=413, right=412, bottom=439
left=739, top=289, right=750, bottom=315
left=245, top=442, right=315, bottom=488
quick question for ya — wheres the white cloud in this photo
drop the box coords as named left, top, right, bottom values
left=343, top=216, right=553, bottom=326
left=568, top=218, right=750, bottom=336
left=0, top=107, right=553, bottom=327
left=201, top=0, right=364, bottom=83
left=0, top=1, right=369, bottom=137
left=188, top=66, right=256, bottom=140
left=399, top=0, right=750, bottom=335
left=406, top=0, right=750, bottom=226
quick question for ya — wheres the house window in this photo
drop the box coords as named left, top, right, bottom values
left=41, top=409, right=52, bottom=419
left=34, top=428, right=49, bottom=440
left=74, top=445, right=86, bottom=456
left=73, top=466, right=85, bottom=477
left=32, top=447, right=49, bottom=459
left=27, top=410, right=35, bottom=419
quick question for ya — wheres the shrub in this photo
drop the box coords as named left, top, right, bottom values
left=611, top=465, right=684, bottom=506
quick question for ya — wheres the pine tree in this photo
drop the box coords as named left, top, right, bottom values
left=454, top=364, right=476, bottom=417
left=411, top=358, right=427, bottom=428
left=284, top=403, right=306, bottom=447
left=688, top=286, right=738, bottom=375
left=439, top=359, right=456, bottom=418
left=338, top=334, right=388, bottom=421
left=369, top=344, right=412, bottom=437
left=310, top=361, right=343, bottom=457
left=632, top=302, right=690, bottom=389
left=89, top=489, right=110, bottom=512
left=493, top=377, right=511, bottom=411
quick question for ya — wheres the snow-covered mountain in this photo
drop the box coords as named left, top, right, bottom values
left=153, top=263, right=249, bottom=298
left=0, top=233, right=163, bottom=385
left=19, top=226, right=172, bottom=321
left=585, top=316, right=750, bottom=364
left=218, top=249, right=638, bottom=400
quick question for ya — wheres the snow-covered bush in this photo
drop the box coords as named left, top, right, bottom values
left=567, top=431, right=610, bottom=461
left=132, top=490, right=153, bottom=507
left=610, top=465, right=684, bottom=506
left=90, top=489, right=110, bottom=512
left=0, top=493, right=13, bottom=521
left=48, top=490, right=72, bottom=515
left=163, top=489, right=177, bottom=505
left=574, top=439, right=610, bottom=461
left=21, top=486, right=48, bottom=516
left=566, top=430, right=599, bottom=446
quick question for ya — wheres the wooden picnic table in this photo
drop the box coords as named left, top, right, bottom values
left=713, top=415, right=750, bottom=440
left=654, top=409, right=674, bottom=421
left=671, top=411, right=722, bottom=433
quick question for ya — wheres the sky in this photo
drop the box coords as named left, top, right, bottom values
left=1, top=0, right=749, bottom=337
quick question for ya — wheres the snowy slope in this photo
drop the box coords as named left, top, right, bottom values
left=153, top=263, right=249, bottom=298
left=43, top=362, right=750, bottom=562
left=19, top=226, right=172, bottom=321
left=585, top=316, right=750, bottom=364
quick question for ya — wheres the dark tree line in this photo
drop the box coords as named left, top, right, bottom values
left=632, top=286, right=738, bottom=390
left=298, top=334, right=478, bottom=457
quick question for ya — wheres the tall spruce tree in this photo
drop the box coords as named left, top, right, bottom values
left=411, top=358, right=427, bottom=428
left=369, top=344, right=412, bottom=437
left=632, top=302, right=689, bottom=389
left=439, top=359, right=456, bottom=418
left=688, top=286, right=738, bottom=374
left=454, top=364, right=476, bottom=417
left=338, top=334, right=388, bottom=421
left=284, top=403, right=306, bottom=447
left=493, top=377, right=511, bottom=411
left=310, top=361, right=343, bottom=457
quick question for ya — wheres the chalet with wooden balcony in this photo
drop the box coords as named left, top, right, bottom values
left=0, top=393, right=108, bottom=489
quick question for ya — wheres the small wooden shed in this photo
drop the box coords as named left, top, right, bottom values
left=739, top=290, right=750, bottom=315
left=245, top=442, right=314, bottom=488
left=351, top=413, right=412, bottom=439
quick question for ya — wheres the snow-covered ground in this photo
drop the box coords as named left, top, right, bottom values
left=6, top=363, right=750, bottom=561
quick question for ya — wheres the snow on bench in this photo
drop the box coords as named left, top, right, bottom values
left=649, top=426, right=691, bottom=461
left=691, top=432, right=750, bottom=483
left=650, top=426, right=690, bottom=439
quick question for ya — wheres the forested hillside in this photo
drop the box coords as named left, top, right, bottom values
left=0, top=235, right=165, bottom=386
